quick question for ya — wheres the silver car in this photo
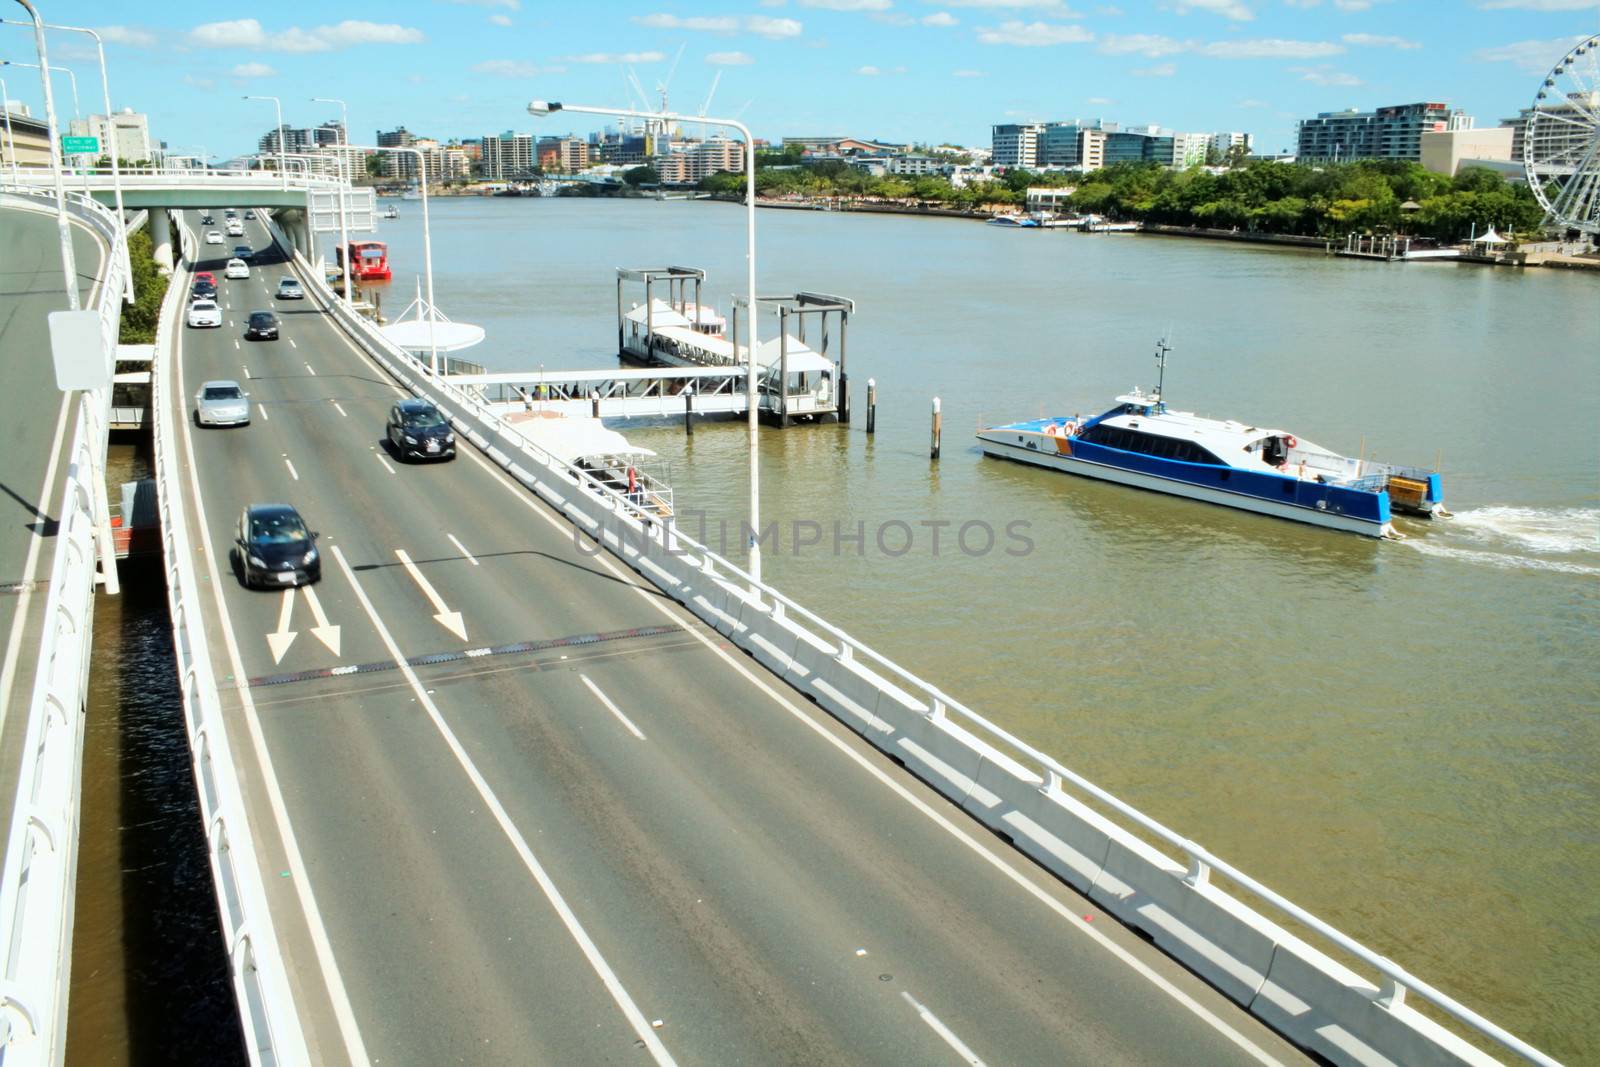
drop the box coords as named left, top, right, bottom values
left=275, top=277, right=304, bottom=300
left=194, top=380, right=250, bottom=427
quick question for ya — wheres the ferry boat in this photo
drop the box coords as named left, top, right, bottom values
left=340, top=240, right=391, bottom=281
left=381, top=205, right=399, bottom=219
left=988, top=214, right=1040, bottom=228
left=976, top=342, right=1446, bottom=538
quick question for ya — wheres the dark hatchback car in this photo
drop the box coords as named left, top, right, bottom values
left=191, top=280, right=218, bottom=302
left=245, top=311, right=280, bottom=340
left=235, top=504, right=320, bottom=588
left=385, top=399, right=456, bottom=461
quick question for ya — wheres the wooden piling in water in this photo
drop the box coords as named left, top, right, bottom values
left=591, top=390, right=601, bottom=419
left=866, top=378, right=877, bottom=435
left=930, top=397, right=942, bottom=459
left=684, top=388, right=694, bottom=435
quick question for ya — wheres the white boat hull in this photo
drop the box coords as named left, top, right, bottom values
left=977, top=435, right=1393, bottom=538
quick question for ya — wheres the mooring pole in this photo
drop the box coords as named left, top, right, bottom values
left=838, top=308, right=849, bottom=424
left=684, top=386, right=694, bottom=435
left=866, top=377, right=877, bottom=435
left=591, top=389, right=600, bottom=420
left=930, top=396, right=942, bottom=459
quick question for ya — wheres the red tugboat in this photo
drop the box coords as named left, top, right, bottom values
left=339, top=240, right=391, bottom=281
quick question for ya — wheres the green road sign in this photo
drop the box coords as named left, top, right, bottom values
left=61, top=135, right=99, bottom=154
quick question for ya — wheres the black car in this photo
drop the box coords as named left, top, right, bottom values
left=245, top=311, right=279, bottom=340
left=386, top=399, right=456, bottom=461
left=191, top=281, right=218, bottom=302
left=201, top=213, right=214, bottom=225
left=244, top=210, right=256, bottom=220
left=235, top=504, right=320, bottom=588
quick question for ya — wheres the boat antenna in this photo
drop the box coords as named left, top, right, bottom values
left=1153, top=333, right=1171, bottom=410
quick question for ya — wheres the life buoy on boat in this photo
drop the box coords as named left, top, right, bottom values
left=1063, top=421, right=1078, bottom=436
left=1285, top=435, right=1298, bottom=449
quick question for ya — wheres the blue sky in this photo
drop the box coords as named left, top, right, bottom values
left=3, top=1, right=1593, bottom=158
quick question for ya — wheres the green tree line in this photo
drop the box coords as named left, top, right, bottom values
left=118, top=227, right=169, bottom=344
left=702, top=158, right=1542, bottom=241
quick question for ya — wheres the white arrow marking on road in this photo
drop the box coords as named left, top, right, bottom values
left=301, top=583, right=342, bottom=656
left=289, top=338, right=298, bottom=349
left=396, top=549, right=467, bottom=641
left=305, top=363, right=316, bottom=376
left=258, top=403, right=269, bottom=421
left=267, top=587, right=297, bottom=663
left=331, top=401, right=348, bottom=418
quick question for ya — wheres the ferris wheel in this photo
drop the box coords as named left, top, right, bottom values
left=1525, top=33, right=1600, bottom=235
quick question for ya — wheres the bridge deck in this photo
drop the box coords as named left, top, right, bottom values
left=0, top=201, right=108, bottom=862
left=163, top=209, right=1307, bottom=1064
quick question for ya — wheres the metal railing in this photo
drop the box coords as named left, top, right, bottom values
left=0, top=188, right=128, bottom=1066
left=149, top=217, right=310, bottom=1066
left=5, top=166, right=342, bottom=191
left=278, top=219, right=1553, bottom=1067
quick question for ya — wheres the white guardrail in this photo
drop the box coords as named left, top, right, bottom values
left=6, top=168, right=342, bottom=192
left=158, top=218, right=309, bottom=1067
left=271, top=221, right=1557, bottom=1067
left=0, top=189, right=126, bottom=1065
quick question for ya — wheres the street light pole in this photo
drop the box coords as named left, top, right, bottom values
left=528, top=98, right=763, bottom=588
left=344, top=143, right=437, bottom=374
left=7, top=2, right=78, bottom=309
left=3, top=19, right=131, bottom=301
left=0, top=76, right=16, bottom=181
left=244, top=93, right=285, bottom=189
left=312, top=97, right=353, bottom=310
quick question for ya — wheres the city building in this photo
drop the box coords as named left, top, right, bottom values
left=1296, top=102, right=1467, bottom=162
left=376, top=126, right=416, bottom=179
left=1209, top=131, right=1253, bottom=157
left=67, top=108, right=153, bottom=162
left=1, top=107, right=52, bottom=168
left=536, top=135, right=589, bottom=173
left=1500, top=91, right=1599, bottom=163
left=782, top=136, right=904, bottom=155
left=1420, top=127, right=1516, bottom=177
left=481, top=131, right=535, bottom=179
left=257, top=121, right=343, bottom=156
left=991, top=123, right=1043, bottom=168
left=657, top=137, right=744, bottom=186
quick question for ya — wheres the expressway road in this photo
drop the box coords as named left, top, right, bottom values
left=169, top=209, right=1309, bottom=1066
left=0, top=202, right=107, bottom=857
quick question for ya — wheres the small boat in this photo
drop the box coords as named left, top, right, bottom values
left=401, top=188, right=422, bottom=201
left=381, top=205, right=399, bottom=219
left=504, top=412, right=673, bottom=519
left=988, top=214, right=1040, bottom=228
left=976, top=341, right=1446, bottom=538
left=1084, top=220, right=1141, bottom=233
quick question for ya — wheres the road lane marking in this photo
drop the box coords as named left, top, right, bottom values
left=451, top=442, right=1288, bottom=1067
left=330, top=545, right=678, bottom=1067
left=374, top=452, right=395, bottom=475
left=170, top=262, right=372, bottom=1066
left=446, top=533, right=478, bottom=565
left=310, top=269, right=1283, bottom=1063
left=579, top=675, right=647, bottom=741
left=901, top=991, right=985, bottom=1066
left=395, top=549, right=467, bottom=641
left=228, top=319, right=235, bottom=328
left=331, top=401, right=348, bottom=418
left=304, top=362, right=316, bottom=376
left=242, top=365, right=252, bottom=379
left=284, top=457, right=299, bottom=481
left=234, top=339, right=240, bottom=349
left=268, top=588, right=298, bottom=663
left=257, top=403, right=269, bottom=421
left=289, top=338, right=298, bottom=349
left=300, top=583, right=342, bottom=655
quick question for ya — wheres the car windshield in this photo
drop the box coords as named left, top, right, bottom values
left=193, top=302, right=217, bottom=311
left=250, top=514, right=308, bottom=544
left=250, top=314, right=275, bottom=325
left=204, top=386, right=242, bottom=400
left=279, top=279, right=298, bottom=288
left=403, top=408, right=445, bottom=429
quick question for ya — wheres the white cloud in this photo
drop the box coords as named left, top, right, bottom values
left=563, top=51, right=668, bottom=63
left=801, top=0, right=891, bottom=8
left=707, top=50, right=756, bottom=64
left=1197, top=37, right=1342, bottom=57
left=441, top=0, right=520, bottom=8
left=1282, top=0, right=1320, bottom=6
left=634, top=13, right=740, bottom=31
left=1474, top=36, right=1585, bottom=73
left=953, top=68, right=986, bottom=75
left=1330, top=0, right=1371, bottom=9
left=977, top=19, right=1093, bottom=44
left=1341, top=32, right=1417, bottom=49
left=857, top=64, right=884, bottom=73
left=1099, top=33, right=1187, bottom=55
left=923, top=11, right=961, bottom=24
left=94, top=25, right=159, bottom=48
left=1238, top=97, right=1267, bottom=107
left=1175, top=0, right=1253, bottom=20
left=472, top=59, right=559, bottom=77
left=488, top=14, right=514, bottom=26
left=1132, top=61, right=1178, bottom=75
left=230, top=62, right=277, bottom=77
left=1480, top=0, right=1595, bottom=8
left=939, top=0, right=1070, bottom=7
left=181, top=74, right=216, bottom=90
left=188, top=18, right=425, bottom=53
left=749, top=14, right=805, bottom=35
left=1290, top=64, right=1361, bottom=84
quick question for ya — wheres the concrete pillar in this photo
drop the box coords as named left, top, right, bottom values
left=148, top=209, right=173, bottom=274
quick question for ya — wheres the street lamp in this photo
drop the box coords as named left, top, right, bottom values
left=2, top=58, right=77, bottom=118
left=312, top=97, right=353, bottom=310
left=6, top=2, right=77, bottom=310
left=343, top=142, right=439, bottom=375
left=3, top=18, right=131, bottom=301
left=528, top=97, right=765, bottom=589
left=0, top=75, right=17, bottom=181
left=243, top=93, right=285, bottom=189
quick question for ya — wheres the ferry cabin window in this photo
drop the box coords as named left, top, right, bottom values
left=1080, top=424, right=1222, bottom=465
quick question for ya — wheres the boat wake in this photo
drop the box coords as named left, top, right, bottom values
left=1405, top=506, right=1600, bottom=575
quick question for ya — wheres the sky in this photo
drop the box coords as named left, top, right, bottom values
left=3, top=1, right=1596, bottom=159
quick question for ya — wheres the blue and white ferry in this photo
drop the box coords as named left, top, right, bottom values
left=976, top=346, right=1446, bottom=538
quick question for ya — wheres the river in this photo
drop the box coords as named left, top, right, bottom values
left=370, top=195, right=1598, bottom=1060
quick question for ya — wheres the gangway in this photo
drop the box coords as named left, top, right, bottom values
left=449, top=366, right=758, bottom=421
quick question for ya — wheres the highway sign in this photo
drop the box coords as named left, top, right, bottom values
left=61, top=135, right=99, bottom=154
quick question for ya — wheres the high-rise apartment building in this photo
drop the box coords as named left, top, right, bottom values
left=991, top=123, right=1043, bottom=167
left=1295, top=102, right=1465, bottom=162
left=481, top=131, right=535, bottom=178
left=536, top=135, right=589, bottom=173
left=657, top=138, right=745, bottom=185
left=67, top=108, right=153, bottom=162
left=1499, top=91, right=1598, bottom=163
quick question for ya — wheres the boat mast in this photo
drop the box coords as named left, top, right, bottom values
left=1153, top=335, right=1171, bottom=410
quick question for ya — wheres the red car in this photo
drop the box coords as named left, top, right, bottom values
left=194, top=271, right=216, bottom=286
